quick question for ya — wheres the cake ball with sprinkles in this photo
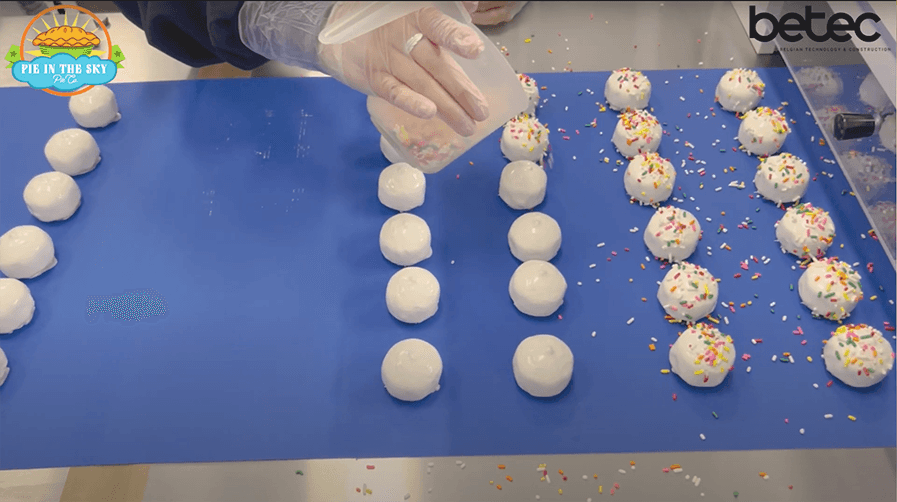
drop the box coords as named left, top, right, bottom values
left=657, top=262, right=719, bottom=323
left=669, top=323, right=736, bottom=387
left=624, top=152, right=676, bottom=205
left=798, top=258, right=863, bottom=322
left=715, top=68, right=765, bottom=113
left=753, top=152, right=810, bottom=204
left=823, top=324, right=895, bottom=388
left=501, top=113, right=549, bottom=163
left=869, top=200, right=896, bottom=245
left=796, top=66, right=843, bottom=104
left=518, top=73, right=540, bottom=116
left=612, top=109, right=662, bottom=159
left=775, top=203, right=835, bottom=259
left=604, top=68, right=651, bottom=111
left=737, top=106, right=790, bottom=157
left=841, top=150, right=895, bottom=202
left=644, top=206, right=701, bottom=262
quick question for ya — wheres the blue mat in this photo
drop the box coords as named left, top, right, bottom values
left=0, top=67, right=894, bottom=470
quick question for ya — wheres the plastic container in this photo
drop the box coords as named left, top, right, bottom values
left=319, top=2, right=527, bottom=173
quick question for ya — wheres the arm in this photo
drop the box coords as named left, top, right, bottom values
left=113, top=1, right=269, bottom=70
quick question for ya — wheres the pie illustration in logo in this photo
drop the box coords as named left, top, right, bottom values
left=33, top=25, right=99, bottom=57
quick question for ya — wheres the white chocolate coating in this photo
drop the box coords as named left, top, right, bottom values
left=798, top=258, right=863, bottom=321
left=612, top=109, right=661, bottom=158
left=604, top=68, right=651, bottom=111
left=796, top=67, right=843, bottom=103
left=880, top=114, right=896, bottom=154
left=738, top=107, right=790, bottom=156
left=0, top=278, right=35, bottom=335
left=715, top=68, right=765, bottom=113
left=378, top=162, right=425, bottom=212
left=23, top=172, right=82, bottom=222
left=753, top=153, right=809, bottom=204
left=512, top=334, right=573, bottom=398
left=657, top=262, right=718, bottom=323
left=0, top=226, right=57, bottom=280
left=644, top=206, right=701, bottom=262
left=669, top=323, right=736, bottom=387
left=380, top=135, right=406, bottom=164
left=68, top=85, right=120, bottom=128
left=501, top=114, right=549, bottom=163
left=518, top=73, right=540, bottom=116
left=509, top=260, right=567, bottom=317
left=44, top=129, right=100, bottom=176
left=624, top=152, right=675, bottom=205
left=379, top=213, right=432, bottom=266
left=381, top=338, right=442, bottom=401
left=499, top=160, right=547, bottom=210
left=775, top=203, right=835, bottom=259
left=385, top=267, right=440, bottom=324
left=841, top=150, right=894, bottom=202
left=824, top=324, right=895, bottom=388
left=508, top=212, right=562, bottom=262
left=0, top=346, right=7, bottom=387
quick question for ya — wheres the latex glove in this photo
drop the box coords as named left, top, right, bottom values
left=471, top=1, right=528, bottom=26
left=239, top=2, right=336, bottom=73
left=316, top=3, right=490, bottom=137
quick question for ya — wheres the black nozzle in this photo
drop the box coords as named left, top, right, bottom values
left=834, top=113, right=877, bottom=141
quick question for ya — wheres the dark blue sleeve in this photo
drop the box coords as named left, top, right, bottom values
left=114, top=1, right=269, bottom=70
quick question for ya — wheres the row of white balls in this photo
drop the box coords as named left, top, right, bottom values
left=0, top=85, right=122, bottom=388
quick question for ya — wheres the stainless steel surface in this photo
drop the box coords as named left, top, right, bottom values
left=0, top=3, right=894, bottom=501
left=141, top=449, right=897, bottom=502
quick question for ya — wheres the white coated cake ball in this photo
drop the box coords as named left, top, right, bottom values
left=509, top=260, right=566, bottom=317
left=378, top=162, right=425, bottom=212
left=657, top=262, right=718, bottom=323
left=715, top=68, right=765, bottom=113
left=796, top=67, right=843, bottom=104
left=379, top=213, right=432, bottom=266
left=513, top=334, right=573, bottom=398
left=508, top=212, right=561, bottom=262
left=44, top=129, right=100, bottom=176
left=753, top=153, right=809, bottom=204
left=23, top=172, right=82, bottom=222
left=612, top=109, right=661, bottom=158
left=385, top=267, right=440, bottom=324
left=869, top=201, right=896, bottom=245
left=644, top=206, right=701, bottom=262
left=738, top=107, right=790, bottom=156
left=879, top=114, right=896, bottom=154
left=604, top=68, right=651, bottom=111
left=815, top=104, right=848, bottom=140
left=0, top=345, right=7, bottom=387
left=381, top=338, right=442, bottom=401
left=0, top=278, right=35, bottom=335
left=499, top=160, right=547, bottom=210
left=380, top=135, right=406, bottom=164
left=669, top=323, right=736, bottom=387
left=68, top=85, right=121, bottom=128
left=624, top=152, right=675, bottom=205
left=824, top=324, right=894, bottom=388
left=858, top=72, right=889, bottom=111
left=0, top=226, right=57, bottom=280
left=501, top=114, right=549, bottom=163
left=775, top=203, right=835, bottom=259
left=798, top=258, right=862, bottom=321
left=518, top=73, right=540, bottom=116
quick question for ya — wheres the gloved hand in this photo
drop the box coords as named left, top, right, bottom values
left=470, top=1, right=528, bottom=26
left=239, top=2, right=490, bottom=138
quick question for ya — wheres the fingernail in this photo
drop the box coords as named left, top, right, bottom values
left=460, top=34, right=484, bottom=58
left=456, top=116, right=477, bottom=137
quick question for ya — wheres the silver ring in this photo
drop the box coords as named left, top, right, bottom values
left=404, top=33, right=425, bottom=55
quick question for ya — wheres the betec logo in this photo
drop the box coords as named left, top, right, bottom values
left=750, top=5, right=881, bottom=43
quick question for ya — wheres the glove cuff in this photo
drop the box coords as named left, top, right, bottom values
left=239, top=1, right=335, bottom=72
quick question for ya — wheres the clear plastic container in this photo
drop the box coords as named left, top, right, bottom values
left=318, top=1, right=527, bottom=174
